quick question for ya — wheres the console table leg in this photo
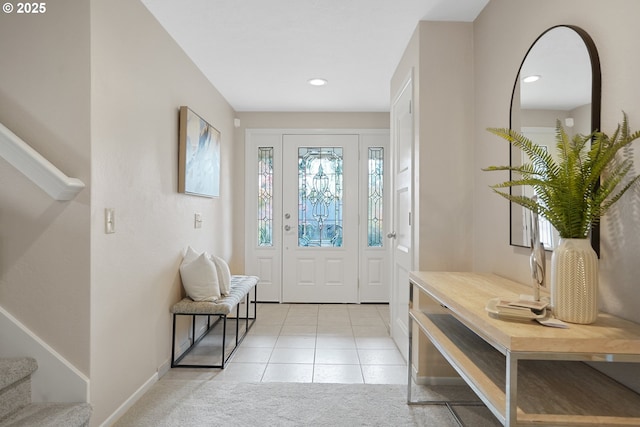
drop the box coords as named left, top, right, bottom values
left=407, top=283, right=415, bottom=404
left=506, top=351, right=518, bottom=426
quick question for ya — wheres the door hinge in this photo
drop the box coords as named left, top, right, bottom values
left=409, top=100, right=412, bottom=114
left=409, top=212, right=412, bottom=226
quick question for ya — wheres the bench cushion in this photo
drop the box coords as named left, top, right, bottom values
left=171, top=275, right=259, bottom=315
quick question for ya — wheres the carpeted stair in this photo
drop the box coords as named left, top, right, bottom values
left=0, top=358, right=91, bottom=427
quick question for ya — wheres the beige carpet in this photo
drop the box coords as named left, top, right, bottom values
left=114, top=380, right=501, bottom=426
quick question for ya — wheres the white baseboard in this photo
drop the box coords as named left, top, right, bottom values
left=195, top=322, right=208, bottom=338
left=157, top=360, right=171, bottom=378
left=106, top=313, right=230, bottom=424
left=0, top=305, right=90, bottom=402
left=171, top=331, right=195, bottom=361
left=100, top=372, right=158, bottom=427
left=411, top=364, right=465, bottom=386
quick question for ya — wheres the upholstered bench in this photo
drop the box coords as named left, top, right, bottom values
left=170, top=275, right=258, bottom=368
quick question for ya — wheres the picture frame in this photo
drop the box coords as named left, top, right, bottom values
left=178, top=106, right=220, bottom=197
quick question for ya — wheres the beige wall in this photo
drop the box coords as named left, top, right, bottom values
left=473, top=0, right=640, bottom=391
left=391, top=21, right=475, bottom=272
left=418, top=22, right=474, bottom=271
left=0, top=0, right=91, bottom=373
left=89, top=0, right=238, bottom=424
left=236, top=112, right=389, bottom=130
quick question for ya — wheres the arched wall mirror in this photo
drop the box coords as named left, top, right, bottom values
left=509, top=25, right=601, bottom=255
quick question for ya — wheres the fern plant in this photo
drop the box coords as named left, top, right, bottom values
left=484, top=113, right=640, bottom=238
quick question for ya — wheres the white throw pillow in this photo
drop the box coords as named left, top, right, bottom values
left=183, top=246, right=200, bottom=264
left=179, top=252, right=221, bottom=302
left=211, top=255, right=232, bottom=296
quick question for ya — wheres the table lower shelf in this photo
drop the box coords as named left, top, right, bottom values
left=410, top=308, right=640, bottom=426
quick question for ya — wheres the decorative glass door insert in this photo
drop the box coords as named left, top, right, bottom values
left=298, top=147, right=343, bottom=247
left=257, top=147, right=274, bottom=247
left=367, top=147, right=384, bottom=247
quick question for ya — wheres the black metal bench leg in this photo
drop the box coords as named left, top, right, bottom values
left=171, top=314, right=177, bottom=367
left=221, top=315, right=227, bottom=368
left=191, top=315, right=196, bottom=345
left=245, top=292, right=249, bottom=334
left=235, top=302, right=240, bottom=346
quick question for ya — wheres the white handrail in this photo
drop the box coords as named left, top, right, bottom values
left=0, top=122, right=85, bottom=201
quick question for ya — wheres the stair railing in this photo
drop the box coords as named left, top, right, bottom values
left=0, top=121, right=85, bottom=201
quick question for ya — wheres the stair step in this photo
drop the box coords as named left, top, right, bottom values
left=0, top=358, right=37, bottom=421
left=0, top=358, right=37, bottom=391
left=0, top=403, right=91, bottom=427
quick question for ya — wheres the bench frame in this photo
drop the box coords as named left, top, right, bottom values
left=171, top=285, right=257, bottom=369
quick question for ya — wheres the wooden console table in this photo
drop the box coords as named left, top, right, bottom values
left=408, top=271, right=640, bottom=426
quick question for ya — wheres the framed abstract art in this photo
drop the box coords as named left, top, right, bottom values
left=178, top=106, right=220, bottom=197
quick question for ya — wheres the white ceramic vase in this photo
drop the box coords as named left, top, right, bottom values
left=551, top=238, right=599, bottom=324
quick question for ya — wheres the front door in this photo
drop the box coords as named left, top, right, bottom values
left=244, top=129, right=389, bottom=304
left=281, top=134, right=359, bottom=302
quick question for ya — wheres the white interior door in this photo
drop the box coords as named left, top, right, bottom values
left=281, top=134, right=359, bottom=303
left=390, top=76, right=413, bottom=360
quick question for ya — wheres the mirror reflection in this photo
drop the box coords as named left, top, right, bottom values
left=510, top=25, right=600, bottom=251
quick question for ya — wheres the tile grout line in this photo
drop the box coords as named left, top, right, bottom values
left=228, top=304, right=401, bottom=384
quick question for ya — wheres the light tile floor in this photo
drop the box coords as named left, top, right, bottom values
left=167, top=303, right=407, bottom=385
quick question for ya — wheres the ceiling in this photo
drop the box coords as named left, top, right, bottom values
left=140, top=0, right=489, bottom=112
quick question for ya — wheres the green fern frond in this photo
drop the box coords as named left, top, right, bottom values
left=484, top=112, right=640, bottom=238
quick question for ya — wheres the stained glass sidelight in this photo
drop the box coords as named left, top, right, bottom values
left=368, top=147, right=384, bottom=247
left=298, top=147, right=343, bottom=247
left=257, top=147, right=274, bottom=246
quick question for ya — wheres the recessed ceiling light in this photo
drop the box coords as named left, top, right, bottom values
left=523, top=75, right=541, bottom=83
left=308, top=78, right=328, bottom=86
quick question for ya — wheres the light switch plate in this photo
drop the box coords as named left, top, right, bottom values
left=105, top=208, right=115, bottom=234
left=194, top=213, right=202, bottom=229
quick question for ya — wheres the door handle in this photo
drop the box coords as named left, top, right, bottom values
left=284, top=225, right=291, bottom=231
left=387, top=232, right=396, bottom=239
